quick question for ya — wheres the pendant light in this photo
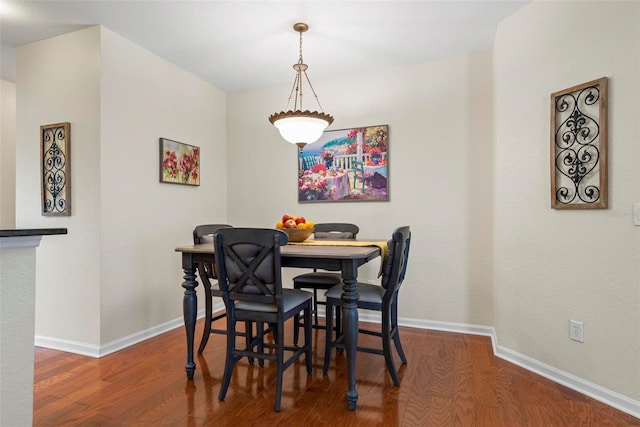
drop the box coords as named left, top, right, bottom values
left=269, top=23, right=334, bottom=149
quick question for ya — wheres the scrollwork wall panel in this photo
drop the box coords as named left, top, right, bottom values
left=41, top=122, right=71, bottom=216
left=550, top=78, right=608, bottom=209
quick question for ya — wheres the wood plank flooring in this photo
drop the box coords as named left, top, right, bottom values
left=34, top=318, right=639, bottom=426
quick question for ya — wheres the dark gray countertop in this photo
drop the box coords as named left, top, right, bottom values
left=0, top=228, right=68, bottom=238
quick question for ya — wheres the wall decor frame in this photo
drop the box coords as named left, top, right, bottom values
left=550, top=77, right=608, bottom=209
left=159, top=138, right=200, bottom=186
left=298, top=124, right=389, bottom=202
left=41, top=122, right=71, bottom=216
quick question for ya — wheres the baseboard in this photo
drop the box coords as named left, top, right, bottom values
left=35, top=307, right=639, bottom=419
left=34, top=335, right=101, bottom=358
left=35, top=308, right=208, bottom=358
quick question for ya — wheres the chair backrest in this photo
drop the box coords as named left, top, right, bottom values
left=313, top=223, right=359, bottom=240
left=380, top=226, right=411, bottom=297
left=214, top=228, right=289, bottom=309
left=193, top=224, right=233, bottom=244
left=193, top=224, right=233, bottom=279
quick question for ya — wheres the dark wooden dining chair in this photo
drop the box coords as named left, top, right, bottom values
left=292, top=223, right=359, bottom=345
left=323, top=226, right=411, bottom=385
left=214, top=227, right=313, bottom=412
left=192, top=224, right=233, bottom=354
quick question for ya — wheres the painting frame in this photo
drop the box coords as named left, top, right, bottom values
left=41, top=122, right=71, bottom=216
left=550, top=77, right=607, bottom=209
left=159, top=138, right=200, bottom=186
left=298, top=124, right=389, bottom=203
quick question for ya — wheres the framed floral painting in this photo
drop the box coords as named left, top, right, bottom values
left=159, top=138, right=200, bottom=186
left=298, top=125, right=389, bottom=202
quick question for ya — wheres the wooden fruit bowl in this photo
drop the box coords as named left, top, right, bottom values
left=280, top=227, right=313, bottom=243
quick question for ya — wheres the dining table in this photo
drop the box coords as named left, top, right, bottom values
left=175, top=239, right=383, bottom=410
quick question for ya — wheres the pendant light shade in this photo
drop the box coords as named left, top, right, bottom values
left=269, top=23, right=333, bottom=148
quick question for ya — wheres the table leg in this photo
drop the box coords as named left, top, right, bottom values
left=341, top=260, right=359, bottom=410
left=181, top=254, right=198, bottom=379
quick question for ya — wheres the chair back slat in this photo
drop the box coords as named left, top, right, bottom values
left=193, top=224, right=233, bottom=244
left=313, top=223, right=359, bottom=240
left=214, top=228, right=288, bottom=309
left=193, top=224, right=232, bottom=279
left=380, top=226, right=411, bottom=298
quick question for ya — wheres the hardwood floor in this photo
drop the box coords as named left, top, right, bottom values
left=34, top=319, right=639, bottom=426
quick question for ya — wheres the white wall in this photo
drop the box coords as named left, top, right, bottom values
left=227, top=50, right=495, bottom=326
left=98, top=28, right=227, bottom=344
left=16, top=26, right=227, bottom=350
left=494, top=1, right=640, bottom=401
left=17, top=27, right=102, bottom=347
left=0, top=79, right=16, bottom=228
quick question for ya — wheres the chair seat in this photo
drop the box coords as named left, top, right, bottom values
left=325, top=282, right=384, bottom=304
left=293, top=272, right=343, bottom=287
left=236, top=289, right=313, bottom=313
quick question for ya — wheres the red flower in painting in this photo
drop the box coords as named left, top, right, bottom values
left=163, top=150, right=178, bottom=178
left=179, top=152, right=199, bottom=182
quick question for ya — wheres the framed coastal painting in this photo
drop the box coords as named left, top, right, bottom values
left=159, top=138, right=200, bottom=186
left=298, top=125, right=389, bottom=202
left=41, top=122, right=71, bottom=216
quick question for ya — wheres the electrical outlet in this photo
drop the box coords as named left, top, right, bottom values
left=570, top=320, right=584, bottom=343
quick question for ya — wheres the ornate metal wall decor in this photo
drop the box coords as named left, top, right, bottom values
left=40, top=122, right=71, bottom=216
left=550, top=78, right=608, bottom=209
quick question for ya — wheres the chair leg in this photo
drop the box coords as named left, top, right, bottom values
left=391, top=295, right=407, bottom=364
left=323, top=299, right=334, bottom=374
left=305, top=303, right=313, bottom=374
left=198, top=288, right=213, bottom=354
left=245, top=321, right=255, bottom=365
left=336, top=303, right=342, bottom=340
left=293, top=313, right=300, bottom=346
left=313, top=288, right=319, bottom=325
left=274, top=321, right=285, bottom=412
left=293, top=283, right=301, bottom=346
left=271, top=321, right=279, bottom=344
left=218, top=314, right=236, bottom=401
left=256, top=321, right=264, bottom=367
left=382, top=308, right=400, bottom=386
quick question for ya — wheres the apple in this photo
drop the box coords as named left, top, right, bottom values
left=282, top=214, right=292, bottom=223
left=295, top=216, right=306, bottom=225
left=284, top=219, right=297, bottom=228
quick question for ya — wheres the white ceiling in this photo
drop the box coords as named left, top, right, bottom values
left=0, top=0, right=529, bottom=92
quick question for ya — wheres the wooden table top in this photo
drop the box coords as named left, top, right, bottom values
left=175, top=241, right=382, bottom=259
